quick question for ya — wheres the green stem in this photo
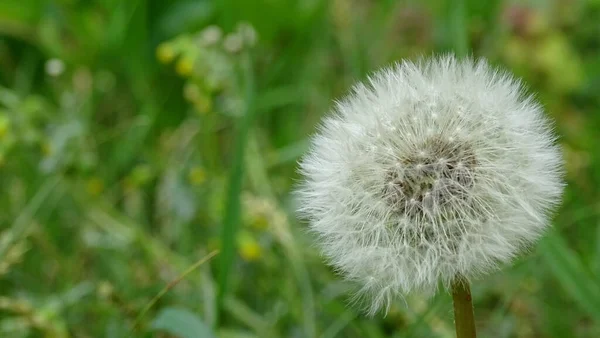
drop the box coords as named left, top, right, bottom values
left=217, top=51, right=256, bottom=320
left=451, top=276, right=477, bottom=338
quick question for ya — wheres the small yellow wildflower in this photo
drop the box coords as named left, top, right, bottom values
left=176, top=55, right=195, bottom=77
left=156, top=43, right=176, bottom=64
left=238, top=233, right=262, bottom=262
left=188, top=166, right=207, bottom=186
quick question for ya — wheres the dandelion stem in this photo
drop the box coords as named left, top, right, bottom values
left=451, top=276, right=476, bottom=338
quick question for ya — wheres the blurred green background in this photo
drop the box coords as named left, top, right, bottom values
left=1, top=0, right=599, bottom=337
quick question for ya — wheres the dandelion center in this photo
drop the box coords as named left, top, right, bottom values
left=383, top=137, right=477, bottom=218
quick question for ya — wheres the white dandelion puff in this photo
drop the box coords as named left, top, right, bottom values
left=295, top=55, right=564, bottom=315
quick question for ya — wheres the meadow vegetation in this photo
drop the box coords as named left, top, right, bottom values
left=1, top=0, right=599, bottom=337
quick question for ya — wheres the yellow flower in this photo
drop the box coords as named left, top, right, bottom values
left=188, top=166, right=207, bottom=185
left=176, top=55, right=195, bottom=77
left=238, top=233, right=262, bottom=262
left=156, top=43, right=176, bottom=64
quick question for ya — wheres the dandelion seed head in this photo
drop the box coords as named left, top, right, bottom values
left=295, top=55, right=564, bottom=315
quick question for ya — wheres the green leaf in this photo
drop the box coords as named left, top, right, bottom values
left=151, top=307, right=215, bottom=338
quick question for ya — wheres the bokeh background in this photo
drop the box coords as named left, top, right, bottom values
left=0, top=0, right=599, bottom=337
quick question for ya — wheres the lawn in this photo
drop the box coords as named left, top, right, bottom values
left=1, top=0, right=599, bottom=337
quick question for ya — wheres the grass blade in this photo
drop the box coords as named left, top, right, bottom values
left=217, top=52, right=256, bottom=317
left=539, top=231, right=600, bottom=322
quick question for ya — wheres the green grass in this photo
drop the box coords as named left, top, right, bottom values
left=1, top=0, right=599, bottom=337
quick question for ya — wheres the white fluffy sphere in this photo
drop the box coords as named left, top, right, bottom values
left=296, top=55, right=563, bottom=314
